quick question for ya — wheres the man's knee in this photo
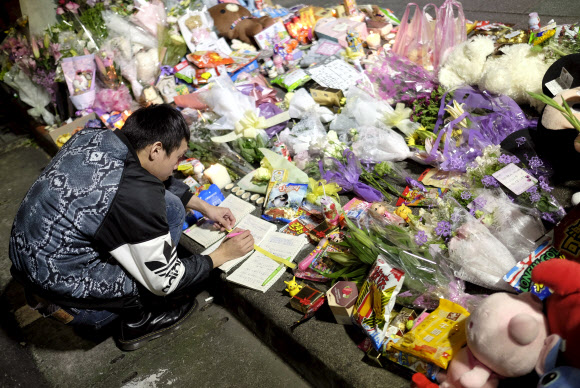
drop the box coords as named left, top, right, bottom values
left=165, top=190, right=185, bottom=244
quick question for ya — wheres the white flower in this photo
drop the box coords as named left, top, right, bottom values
left=167, top=16, right=178, bottom=24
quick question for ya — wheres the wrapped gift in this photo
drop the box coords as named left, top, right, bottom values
left=290, top=285, right=325, bottom=314
left=314, top=17, right=368, bottom=47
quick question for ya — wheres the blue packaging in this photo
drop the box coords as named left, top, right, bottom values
left=185, top=184, right=225, bottom=226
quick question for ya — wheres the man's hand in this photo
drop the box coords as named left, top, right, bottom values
left=209, top=228, right=254, bottom=268
left=204, top=205, right=236, bottom=231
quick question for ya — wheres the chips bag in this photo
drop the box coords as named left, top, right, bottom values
left=503, top=236, right=566, bottom=300
left=352, top=255, right=405, bottom=350
left=390, top=299, right=469, bottom=369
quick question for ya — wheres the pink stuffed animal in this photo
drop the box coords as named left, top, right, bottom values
left=437, top=292, right=548, bottom=388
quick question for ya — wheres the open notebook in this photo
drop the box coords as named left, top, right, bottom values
left=226, top=232, right=307, bottom=292
left=183, top=195, right=255, bottom=248
left=202, top=214, right=277, bottom=273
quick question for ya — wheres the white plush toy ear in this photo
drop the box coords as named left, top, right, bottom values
left=572, top=192, right=580, bottom=206
left=509, top=314, right=539, bottom=345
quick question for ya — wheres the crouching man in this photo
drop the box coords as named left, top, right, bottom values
left=9, top=104, right=254, bottom=350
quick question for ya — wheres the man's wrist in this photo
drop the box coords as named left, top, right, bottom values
left=187, top=196, right=210, bottom=214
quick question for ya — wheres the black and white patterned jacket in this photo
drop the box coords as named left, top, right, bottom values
left=9, top=123, right=212, bottom=309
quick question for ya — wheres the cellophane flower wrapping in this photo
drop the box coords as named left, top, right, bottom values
left=131, top=0, right=167, bottom=38
left=351, top=125, right=412, bottom=163
left=423, top=86, right=537, bottom=172
left=279, top=112, right=327, bottom=156
left=361, top=50, right=437, bottom=104
left=199, top=76, right=255, bottom=130
left=288, top=88, right=335, bottom=124
left=3, top=67, right=55, bottom=125
left=446, top=200, right=517, bottom=291
left=319, top=149, right=383, bottom=203
left=463, top=188, right=545, bottom=261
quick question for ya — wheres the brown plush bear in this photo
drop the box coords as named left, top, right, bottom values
left=208, top=3, right=275, bottom=44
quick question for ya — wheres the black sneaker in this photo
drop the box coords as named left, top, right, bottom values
left=116, top=299, right=198, bottom=351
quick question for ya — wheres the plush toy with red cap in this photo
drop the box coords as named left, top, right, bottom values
left=532, top=259, right=580, bottom=370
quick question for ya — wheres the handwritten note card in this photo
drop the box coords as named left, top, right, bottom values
left=492, top=163, right=538, bottom=195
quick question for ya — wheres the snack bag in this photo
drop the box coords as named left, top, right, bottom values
left=271, top=68, right=311, bottom=92
left=263, top=182, right=308, bottom=223
left=352, top=255, right=405, bottom=350
left=503, top=236, right=566, bottom=300
left=383, top=348, right=440, bottom=380
left=390, top=299, right=469, bottom=369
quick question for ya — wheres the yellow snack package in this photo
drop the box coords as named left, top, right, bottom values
left=390, top=299, right=469, bottom=369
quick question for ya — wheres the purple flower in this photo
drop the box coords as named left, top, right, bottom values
left=472, top=197, right=487, bottom=210
left=540, top=181, right=553, bottom=192
left=406, top=177, right=426, bottom=192
left=530, top=193, right=541, bottom=203
left=515, top=137, right=527, bottom=147
left=510, top=155, right=521, bottom=164
left=527, top=186, right=538, bottom=194
left=451, top=211, right=461, bottom=223
left=435, top=221, right=452, bottom=237
left=481, top=175, right=499, bottom=187
left=414, top=231, right=428, bottom=246
left=527, top=156, right=544, bottom=170
left=542, top=212, right=556, bottom=223
left=498, top=154, right=512, bottom=164
left=460, top=191, right=472, bottom=200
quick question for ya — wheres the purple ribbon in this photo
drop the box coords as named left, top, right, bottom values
left=258, top=102, right=288, bottom=137
left=319, top=149, right=383, bottom=202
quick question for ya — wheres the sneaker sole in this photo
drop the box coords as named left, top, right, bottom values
left=117, top=299, right=199, bottom=351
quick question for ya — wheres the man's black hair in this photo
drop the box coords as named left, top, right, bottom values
left=122, top=104, right=190, bottom=154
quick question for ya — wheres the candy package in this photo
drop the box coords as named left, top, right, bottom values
left=504, top=236, right=565, bottom=300
left=263, top=182, right=308, bottom=223
left=383, top=348, right=440, bottom=380
left=186, top=51, right=234, bottom=68
left=271, top=68, right=311, bottom=92
left=352, top=255, right=405, bottom=350
left=280, top=214, right=319, bottom=236
left=390, top=299, right=470, bottom=369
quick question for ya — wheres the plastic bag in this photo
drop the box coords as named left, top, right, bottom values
left=103, top=11, right=157, bottom=49
left=392, top=3, right=438, bottom=70
left=433, top=0, right=466, bottom=70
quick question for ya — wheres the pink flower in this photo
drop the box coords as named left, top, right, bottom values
left=65, top=2, right=80, bottom=13
left=50, top=43, right=62, bottom=62
left=56, top=7, right=65, bottom=15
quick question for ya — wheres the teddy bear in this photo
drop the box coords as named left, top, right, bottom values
left=532, top=259, right=580, bottom=370
left=208, top=3, right=275, bottom=44
left=437, top=292, right=549, bottom=388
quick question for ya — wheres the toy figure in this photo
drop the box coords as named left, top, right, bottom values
left=320, top=196, right=340, bottom=227
left=394, top=204, right=412, bottom=223
left=536, top=334, right=580, bottom=388
left=532, top=259, right=580, bottom=370
left=273, top=54, right=285, bottom=74
left=346, top=29, right=363, bottom=53
left=284, top=276, right=303, bottom=297
left=437, top=292, right=549, bottom=388
left=370, top=202, right=406, bottom=226
left=208, top=3, right=275, bottom=44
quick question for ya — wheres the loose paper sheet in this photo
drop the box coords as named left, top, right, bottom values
left=184, top=195, right=255, bottom=248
